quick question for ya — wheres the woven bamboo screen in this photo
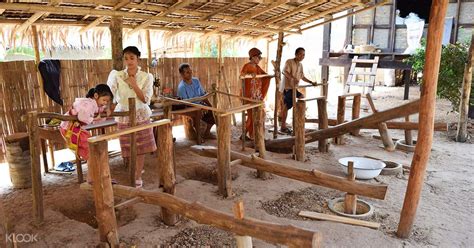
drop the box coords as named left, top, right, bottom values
left=0, top=57, right=268, bottom=157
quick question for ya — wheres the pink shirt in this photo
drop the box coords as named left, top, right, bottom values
left=60, top=98, right=104, bottom=129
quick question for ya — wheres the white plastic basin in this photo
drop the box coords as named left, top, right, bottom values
left=338, top=157, right=386, bottom=180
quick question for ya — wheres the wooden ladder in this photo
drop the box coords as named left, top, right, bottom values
left=345, top=56, right=379, bottom=95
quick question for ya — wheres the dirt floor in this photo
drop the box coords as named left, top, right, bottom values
left=0, top=85, right=473, bottom=247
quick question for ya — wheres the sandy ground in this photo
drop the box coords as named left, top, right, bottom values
left=0, top=85, right=473, bottom=247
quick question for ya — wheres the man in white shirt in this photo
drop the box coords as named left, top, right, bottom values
left=280, top=47, right=316, bottom=134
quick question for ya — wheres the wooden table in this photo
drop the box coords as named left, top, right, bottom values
left=319, top=52, right=413, bottom=99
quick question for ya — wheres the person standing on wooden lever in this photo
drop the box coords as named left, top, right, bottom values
left=107, top=46, right=156, bottom=188
left=280, top=47, right=317, bottom=135
left=240, top=47, right=271, bottom=141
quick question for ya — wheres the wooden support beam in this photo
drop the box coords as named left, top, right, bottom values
left=128, top=98, right=137, bottom=187
left=273, top=32, right=284, bottom=139
left=404, top=115, right=413, bottom=145
left=452, top=0, right=461, bottom=43
left=388, top=0, right=396, bottom=52
left=202, top=0, right=289, bottom=38
left=107, top=185, right=321, bottom=247
left=253, top=105, right=269, bottom=179
left=89, top=140, right=119, bottom=245
left=171, top=0, right=245, bottom=36
left=317, top=98, right=328, bottom=152
left=217, top=115, right=232, bottom=197
left=79, top=0, right=130, bottom=33
left=157, top=123, right=178, bottom=225
left=191, top=146, right=388, bottom=200
left=32, top=25, right=47, bottom=110
left=110, top=16, right=123, bottom=71
left=350, top=94, right=361, bottom=135
left=299, top=211, right=380, bottom=229
left=264, top=99, right=421, bottom=151
left=335, top=95, right=345, bottom=144
left=88, top=119, right=171, bottom=143
left=397, top=0, right=448, bottom=238
left=366, top=93, right=395, bottom=151
left=146, top=29, right=152, bottom=70
left=28, top=111, right=44, bottom=224
left=456, top=32, right=474, bottom=142
left=128, top=0, right=193, bottom=35
left=15, top=12, right=46, bottom=34
left=294, top=101, right=305, bottom=161
left=283, top=2, right=355, bottom=29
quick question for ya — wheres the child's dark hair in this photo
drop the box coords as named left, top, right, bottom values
left=295, top=47, right=305, bottom=55
left=123, top=46, right=141, bottom=57
left=86, top=84, right=113, bottom=100
left=178, top=63, right=191, bottom=74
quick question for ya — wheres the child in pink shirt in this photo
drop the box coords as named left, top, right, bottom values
left=60, top=84, right=113, bottom=182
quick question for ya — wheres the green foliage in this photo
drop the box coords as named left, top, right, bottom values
left=405, top=39, right=472, bottom=110
left=5, top=46, right=42, bottom=58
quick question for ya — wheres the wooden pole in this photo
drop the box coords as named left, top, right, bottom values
left=253, top=106, right=269, bottom=179
left=217, top=114, right=232, bottom=197
left=317, top=98, right=328, bottom=152
left=264, top=99, right=420, bottom=150
left=157, top=123, right=178, bottom=225
left=397, top=0, right=449, bottom=238
left=233, top=201, right=253, bottom=248
left=108, top=185, right=320, bottom=247
left=191, top=146, right=388, bottom=200
left=294, top=101, right=305, bottom=161
left=404, top=115, right=413, bottom=145
left=128, top=98, right=137, bottom=187
left=241, top=79, right=246, bottom=151
left=366, top=93, right=396, bottom=151
left=110, top=16, right=123, bottom=71
left=28, top=111, right=43, bottom=223
left=292, top=85, right=297, bottom=135
left=351, top=94, right=361, bottom=136
left=335, top=95, right=345, bottom=144
left=89, top=140, right=119, bottom=245
left=32, top=25, right=47, bottom=110
left=273, top=32, right=284, bottom=139
left=456, top=32, right=474, bottom=142
left=344, top=161, right=357, bottom=214
left=146, top=29, right=152, bottom=72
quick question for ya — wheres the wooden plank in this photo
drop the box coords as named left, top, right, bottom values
left=299, top=211, right=380, bottom=229
left=88, top=119, right=171, bottom=143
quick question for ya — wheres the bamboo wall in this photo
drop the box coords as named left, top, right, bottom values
left=0, top=57, right=266, bottom=158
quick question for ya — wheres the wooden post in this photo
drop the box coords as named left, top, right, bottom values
left=404, top=115, right=413, bottom=145
left=294, top=101, right=305, bottom=161
left=28, top=111, right=43, bottom=223
left=157, top=123, right=178, bottom=225
left=456, top=32, right=474, bottom=142
left=397, top=0, right=448, bottom=238
left=217, top=114, right=232, bottom=197
left=212, top=83, right=219, bottom=127
left=89, top=140, right=119, bottom=245
left=253, top=106, right=268, bottom=179
left=344, top=161, right=357, bottom=214
left=321, top=17, right=331, bottom=97
left=335, top=95, right=345, bottom=144
left=110, top=16, right=123, bottom=71
left=129, top=98, right=137, bottom=187
left=351, top=94, right=361, bottom=136
left=273, top=32, right=284, bottom=139
left=233, top=201, right=253, bottom=248
left=366, top=93, right=396, bottom=151
left=292, top=85, right=297, bottom=135
left=32, top=25, right=47, bottom=110
left=317, top=98, right=328, bottom=152
left=146, top=29, right=152, bottom=72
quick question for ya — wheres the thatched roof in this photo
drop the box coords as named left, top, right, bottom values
left=0, top=0, right=374, bottom=39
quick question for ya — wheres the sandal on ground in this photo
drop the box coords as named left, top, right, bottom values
left=55, top=162, right=75, bottom=172
left=135, top=180, right=143, bottom=189
left=280, top=127, right=293, bottom=135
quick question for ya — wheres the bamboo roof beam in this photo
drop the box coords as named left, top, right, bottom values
left=0, top=3, right=300, bottom=35
left=170, top=0, right=246, bottom=36
left=15, top=11, right=47, bottom=34
left=282, top=1, right=359, bottom=29
left=0, top=9, right=5, bottom=15
left=202, top=0, right=289, bottom=39
left=233, top=0, right=327, bottom=38
left=128, top=0, right=194, bottom=35
left=79, top=0, right=130, bottom=33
